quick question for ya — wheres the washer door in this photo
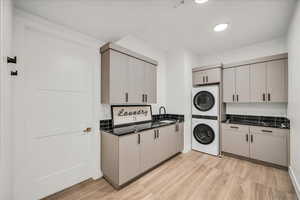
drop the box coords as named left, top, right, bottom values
left=193, top=124, right=215, bottom=145
left=193, top=91, right=215, bottom=112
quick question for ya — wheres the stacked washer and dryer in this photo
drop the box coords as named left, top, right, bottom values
left=191, top=68, right=222, bottom=156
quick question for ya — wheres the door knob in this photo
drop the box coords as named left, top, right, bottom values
left=83, top=127, right=92, bottom=133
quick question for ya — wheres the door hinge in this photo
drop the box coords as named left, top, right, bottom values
left=11, top=70, right=18, bottom=76
left=7, top=56, right=17, bottom=64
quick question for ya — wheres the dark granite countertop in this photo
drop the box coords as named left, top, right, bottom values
left=100, top=114, right=184, bottom=136
left=222, top=115, right=290, bottom=129
left=101, top=119, right=183, bottom=136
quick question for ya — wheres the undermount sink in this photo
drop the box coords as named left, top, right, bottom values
left=159, top=120, right=175, bottom=124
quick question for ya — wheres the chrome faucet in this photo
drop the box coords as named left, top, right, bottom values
left=159, top=106, right=166, bottom=115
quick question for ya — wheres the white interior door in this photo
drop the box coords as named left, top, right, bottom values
left=13, top=23, right=95, bottom=199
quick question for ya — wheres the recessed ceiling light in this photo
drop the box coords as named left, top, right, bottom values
left=195, top=0, right=209, bottom=4
left=214, top=23, right=229, bottom=32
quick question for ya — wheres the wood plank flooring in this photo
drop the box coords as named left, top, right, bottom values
left=43, top=151, right=297, bottom=200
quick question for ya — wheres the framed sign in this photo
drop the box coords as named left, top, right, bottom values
left=111, top=105, right=152, bottom=127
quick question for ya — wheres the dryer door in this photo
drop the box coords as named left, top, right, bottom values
left=193, top=123, right=215, bottom=145
left=193, top=91, right=215, bottom=112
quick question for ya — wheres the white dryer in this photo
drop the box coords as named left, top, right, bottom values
left=192, top=85, right=219, bottom=117
left=192, top=118, right=219, bottom=156
left=192, top=84, right=220, bottom=156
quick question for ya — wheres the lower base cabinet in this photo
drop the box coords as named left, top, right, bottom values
left=119, top=134, right=141, bottom=185
left=102, top=122, right=184, bottom=188
left=250, top=127, right=288, bottom=167
left=222, top=124, right=288, bottom=167
left=222, top=124, right=250, bottom=158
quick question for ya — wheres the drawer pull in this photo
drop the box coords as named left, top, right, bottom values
left=262, top=130, right=273, bottom=133
left=230, top=126, right=239, bottom=129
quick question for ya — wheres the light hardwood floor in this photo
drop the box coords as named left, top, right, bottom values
left=43, top=151, right=297, bottom=200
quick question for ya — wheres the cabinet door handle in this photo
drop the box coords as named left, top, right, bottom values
left=154, top=130, right=156, bottom=139
left=142, top=94, right=145, bottom=102
left=158, top=130, right=160, bottom=138
left=175, top=124, right=179, bottom=132
left=203, top=76, right=205, bottom=83
left=262, top=130, right=273, bottom=133
left=268, top=93, right=271, bottom=102
left=125, top=93, right=129, bottom=102
left=146, top=94, right=148, bottom=103
left=246, top=134, right=249, bottom=142
left=262, top=93, right=266, bottom=101
left=250, top=135, right=253, bottom=143
left=232, top=94, right=235, bottom=102
left=230, top=126, right=239, bottom=129
left=236, top=94, right=239, bottom=102
left=138, top=134, right=141, bottom=144
left=206, top=76, right=208, bottom=83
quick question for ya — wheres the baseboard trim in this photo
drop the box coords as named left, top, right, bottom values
left=289, top=166, right=300, bottom=200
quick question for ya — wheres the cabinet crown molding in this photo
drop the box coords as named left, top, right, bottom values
left=223, top=53, right=288, bottom=69
left=100, top=42, right=158, bottom=66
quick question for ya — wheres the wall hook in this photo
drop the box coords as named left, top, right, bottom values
left=7, top=56, right=17, bottom=64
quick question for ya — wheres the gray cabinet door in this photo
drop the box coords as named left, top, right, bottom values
left=129, top=57, right=145, bottom=104
left=157, top=126, right=174, bottom=163
left=193, top=70, right=205, bottom=86
left=144, top=63, right=157, bottom=104
left=250, top=62, right=267, bottom=102
left=223, top=68, right=236, bottom=103
left=109, top=50, right=129, bottom=104
left=235, top=66, right=250, bottom=103
left=250, top=131, right=287, bottom=166
left=177, top=123, right=184, bottom=153
left=266, top=59, right=288, bottom=102
left=118, top=134, right=140, bottom=185
left=169, top=125, right=178, bottom=156
left=140, top=130, right=157, bottom=173
left=222, top=128, right=250, bottom=157
left=205, top=68, right=221, bottom=84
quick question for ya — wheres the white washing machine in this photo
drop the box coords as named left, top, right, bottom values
left=192, top=85, right=219, bottom=117
left=192, top=118, right=219, bottom=156
left=192, top=85, right=220, bottom=156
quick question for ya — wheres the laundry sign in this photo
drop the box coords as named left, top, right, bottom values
left=112, top=105, right=152, bottom=126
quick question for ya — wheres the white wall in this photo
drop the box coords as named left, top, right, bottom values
left=166, top=49, right=200, bottom=152
left=0, top=0, right=13, bottom=199
left=287, top=0, right=300, bottom=197
left=100, top=35, right=168, bottom=120
left=196, top=37, right=287, bottom=67
left=195, top=37, right=288, bottom=117
left=226, top=103, right=287, bottom=117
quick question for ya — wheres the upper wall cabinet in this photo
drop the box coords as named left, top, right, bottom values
left=223, top=66, right=250, bottom=103
left=250, top=59, right=288, bottom=103
left=192, top=67, right=221, bottom=86
left=101, top=43, right=158, bottom=104
left=223, top=54, right=288, bottom=103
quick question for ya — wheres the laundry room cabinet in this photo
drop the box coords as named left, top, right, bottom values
left=101, top=43, right=158, bottom=104
left=223, top=66, right=250, bottom=103
left=101, top=122, right=184, bottom=188
left=221, top=124, right=250, bottom=157
left=221, top=123, right=289, bottom=167
left=250, top=59, right=288, bottom=103
left=223, top=55, right=288, bottom=103
left=192, top=68, right=221, bottom=86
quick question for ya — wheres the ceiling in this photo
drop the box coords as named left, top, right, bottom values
left=15, top=0, right=296, bottom=55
